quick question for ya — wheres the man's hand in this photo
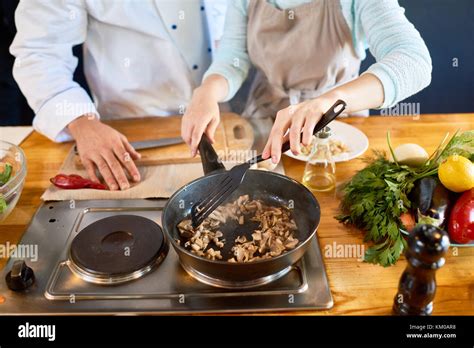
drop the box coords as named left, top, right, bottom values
left=68, top=114, right=141, bottom=190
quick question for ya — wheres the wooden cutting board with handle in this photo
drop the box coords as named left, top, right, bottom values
left=74, top=113, right=254, bottom=168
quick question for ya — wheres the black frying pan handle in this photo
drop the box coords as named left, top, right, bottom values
left=198, top=133, right=226, bottom=175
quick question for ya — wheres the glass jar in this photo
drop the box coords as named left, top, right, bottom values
left=302, top=126, right=336, bottom=192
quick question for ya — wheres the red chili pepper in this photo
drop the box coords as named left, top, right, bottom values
left=50, top=174, right=108, bottom=190
left=86, top=181, right=109, bottom=190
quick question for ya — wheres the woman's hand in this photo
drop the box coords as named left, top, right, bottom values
left=181, top=74, right=230, bottom=156
left=262, top=74, right=385, bottom=164
left=68, top=114, right=141, bottom=190
left=262, top=96, right=337, bottom=164
left=181, top=86, right=221, bottom=157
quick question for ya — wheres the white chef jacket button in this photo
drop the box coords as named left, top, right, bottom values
left=193, top=65, right=199, bottom=70
left=208, top=47, right=212, bottom=53
left=201, top=6, right=205, bottom=11
left=171, top=24, right=177, bottom=30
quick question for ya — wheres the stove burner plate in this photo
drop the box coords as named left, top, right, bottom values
left=69, top=215, right=167, bottom=284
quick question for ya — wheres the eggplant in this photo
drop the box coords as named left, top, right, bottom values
left=409, top=177, right=452, bottom=228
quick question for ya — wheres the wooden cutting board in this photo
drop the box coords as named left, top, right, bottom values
left=74, top=113, right=254, bottom=167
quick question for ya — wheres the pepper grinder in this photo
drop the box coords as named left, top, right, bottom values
left=393, top=224, right=450, bottom=315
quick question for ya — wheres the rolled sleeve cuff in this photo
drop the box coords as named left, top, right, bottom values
left=32, top=88, right=98, bottom=142
left=203, top=66, right=239, bottom=102
left=363, top=65, right=398, bottom=109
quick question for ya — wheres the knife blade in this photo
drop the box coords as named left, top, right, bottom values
left=74, top=137, right=184, bottom=154
left=129, top=137, right=184, bottom=150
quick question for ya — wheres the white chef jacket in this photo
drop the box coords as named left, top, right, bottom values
left=10, top=0, right=227, bottom=142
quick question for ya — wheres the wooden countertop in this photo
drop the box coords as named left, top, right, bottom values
left=1, top=114, right=473, bottom=315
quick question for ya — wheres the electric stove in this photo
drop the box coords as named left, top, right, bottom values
left=0, top=199, right=333, bottom=314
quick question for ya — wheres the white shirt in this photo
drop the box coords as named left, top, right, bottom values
left=10, top=0, right=227, bottom=142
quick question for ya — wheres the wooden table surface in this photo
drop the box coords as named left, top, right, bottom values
left=1, top=114, right=473, bottom=315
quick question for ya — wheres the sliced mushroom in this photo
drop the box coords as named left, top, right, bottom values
left=235, top=235, right=247, bottom=243
left=284, top=237, right=299, bottom=249
left=178, top=195, right=299, bottom=263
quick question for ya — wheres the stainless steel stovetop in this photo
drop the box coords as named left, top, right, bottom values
left=0, top=199, right=333, bottom=314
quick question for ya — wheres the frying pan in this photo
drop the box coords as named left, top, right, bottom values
left=162, top=135, right=320, bottom=288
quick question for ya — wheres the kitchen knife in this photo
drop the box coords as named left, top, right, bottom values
left=74, top=137, right=184, bottom=154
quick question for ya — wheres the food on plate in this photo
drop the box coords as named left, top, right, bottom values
left=50, top=174, right=108, bottom=190
left=448, top=189, right=474, bottom=244
left=391, top=143, right=429, bottom=167
left=250, top=158, right=277, bottom=171
left=336, top=130, right=473, bottom=266
left=300, top=137, right=350, bottom=158
left=409, top=177, right=452, bottom=228
left=438, top=154, right=473, bottom=193
left=177, top=195, right=299, bottom=262
left=0, top=162, right=13, bottom=213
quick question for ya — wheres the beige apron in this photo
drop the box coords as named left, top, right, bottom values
left=243, top=0, right=364, bottom=119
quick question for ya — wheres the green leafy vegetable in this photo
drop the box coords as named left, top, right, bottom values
left=336, top=130, right=472, bottom=267
left=0, top=163, right=12, bottom=186
left=437, top=130, right=474, bottom=162
left=336, top=153, right=428, bottom=266
left=417, top=213, right=442, bottom=227
left=0, top=163, right=13, bottom=214
left=0, top=195, right=6, bottom=214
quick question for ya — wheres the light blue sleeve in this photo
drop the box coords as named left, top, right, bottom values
left=203, top=0, right=251, bottom=101
left=353, top=0, right=432, bottom=108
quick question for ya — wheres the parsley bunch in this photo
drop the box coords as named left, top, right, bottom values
left=336, top=153, right=417, bottom=266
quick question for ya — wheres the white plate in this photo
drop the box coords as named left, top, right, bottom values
left=284, top=120, right=369, bottom=163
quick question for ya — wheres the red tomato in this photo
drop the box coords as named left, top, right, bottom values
left=400, top=212, right=416, bottom=232
left=448, top=189, right=474, bottom=244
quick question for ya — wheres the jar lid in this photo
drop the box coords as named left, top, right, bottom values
left=316, top=126, right=332, bottom=139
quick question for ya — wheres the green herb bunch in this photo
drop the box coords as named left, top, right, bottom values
left=336, top=131, right=472, bottom=266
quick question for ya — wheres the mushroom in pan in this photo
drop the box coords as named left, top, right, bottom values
left=177, top=195, right=299, bottom=263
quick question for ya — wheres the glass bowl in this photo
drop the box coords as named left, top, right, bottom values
left=0, top=141, right=27, bottom=222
